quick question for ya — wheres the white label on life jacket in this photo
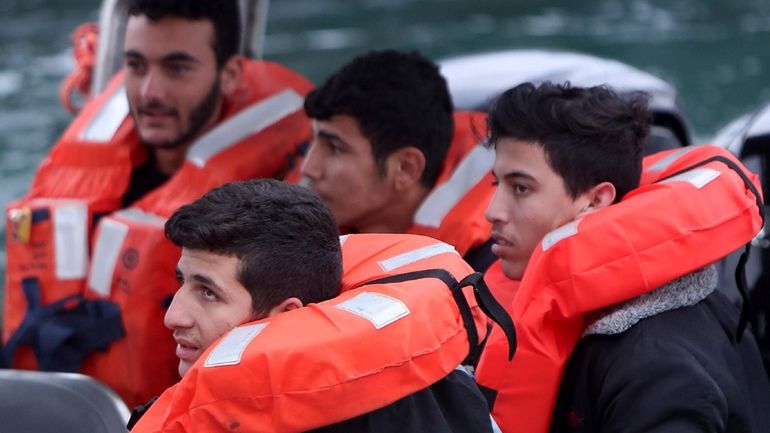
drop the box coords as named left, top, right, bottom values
left=542, top=219, right=580, bottom=251
left=53, top=202, right=89, bottom=280
left=186, top=89, right=304, bottom=167
left=79, top=86, right=129, bottom=142
left=88, top=217, right=129, bottom=297
left=205, top=323, right=269, bottom=368
left=378, top=242, right=459, bottom=272
left=335, top=292, right=410, bottom=329
left=661, top=168, right=721, bottom=189
left=414, top=145, right=495, bottom=228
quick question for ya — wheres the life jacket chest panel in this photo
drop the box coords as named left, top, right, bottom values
left=4, top=198, right=91, bottom=347
left=476, top=145, right=764, bottom=433
left=3, top=59, right=315, bottom=407
left=132, top=233, right=504, bottom=433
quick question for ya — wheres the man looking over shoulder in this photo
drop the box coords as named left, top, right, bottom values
left=3, top=0, right=313, bottom=407
left=129, top=179, right=498, bottom=433
left=162, top=180, right=341, bottom=379
left=298, top=50, right=497, bottom=271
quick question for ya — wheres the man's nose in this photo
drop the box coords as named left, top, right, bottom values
left=164, top=290, right=194, bottom=331
left=299, top=142, right=323, bottom=181
left=485, top=188, right=509, bottom=224
left=140, top=68, right=168, bottom=102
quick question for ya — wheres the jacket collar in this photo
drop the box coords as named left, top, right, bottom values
left=583, top=265, right=717, bottom=337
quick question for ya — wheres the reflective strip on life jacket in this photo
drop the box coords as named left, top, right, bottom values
left=51, top=200, right=89, bottom=280
left=186, top=89, right=304, bottom=168
left=87, top=217, right=128, bottom=298
left=78, top=85, right=128, bottom=142
left=661, top=167, right=720, bottom=188
left=644, top=146, right=693, bottom=172
left=414, top=144, right=495, bottom=228
left=378, top=242, right=459, bottom=272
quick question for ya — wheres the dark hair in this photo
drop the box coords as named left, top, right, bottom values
left=165, top=179, right=342, bottom=315
left=126, top=0, right=240, bottom=68
left=304, top=50, right=454, bottom=188
left=487, top=82, right=650, bottom=202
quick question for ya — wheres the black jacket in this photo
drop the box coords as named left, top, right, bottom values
left=309, top=368, right=497, bottom=433
left=551, top=265, right=770, bottom=433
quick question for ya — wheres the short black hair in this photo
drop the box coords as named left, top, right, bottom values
left=165, top=179, right=342, bottom=315
left=304, top=50, right=454, bottom=188
left=126, top=0, right=240, bottom=68
left=487, top=82, right=650, bottom=202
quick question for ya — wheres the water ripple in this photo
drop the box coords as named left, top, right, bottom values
left=0, top=70, right=22, bottom=99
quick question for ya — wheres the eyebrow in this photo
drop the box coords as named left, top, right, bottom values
left=316, top=130, right=351, bottom=148
left=124, top=50, right=200, bottom=64
left=192, top=273, right=224, bottom=292
left=175, top=268, right=226, bottom=297
left=495, top=170, right=538, bottom=183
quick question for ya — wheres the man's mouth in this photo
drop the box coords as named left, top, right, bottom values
left=492, top=232, right=513, bottom=247
left=174, top=338, right=200, bottom=361
left=138, top=105, right=177, bottom=120
left=491, top=232, right=515, bottom=258
left=494, top=238, right=512, bottom=247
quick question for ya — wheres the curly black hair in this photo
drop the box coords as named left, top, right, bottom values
left=305, top=50, right=454, bottom=188
left=487, top=82, right=650, bottom=202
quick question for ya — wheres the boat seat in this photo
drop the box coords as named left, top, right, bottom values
left=645, top=124, right=685, bottom=155
left=0, top=369, right=130, bottom=433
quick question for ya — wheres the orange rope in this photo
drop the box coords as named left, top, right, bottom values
left=59, top=22, right=99, bottom=114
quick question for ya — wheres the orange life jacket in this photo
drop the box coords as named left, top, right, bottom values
left=132, top=233, right=516, bottom=433
left=475, top=145, right=764, bottom=433
left=288, top=111, right=494, bottom=257
left=2, top=59, right=314, bottom=407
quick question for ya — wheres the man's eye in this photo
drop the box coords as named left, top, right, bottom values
left=125, top=60, right=145, bottom=73
left=168, top=63, right=191, bottom=74
left=328, top=142, right=343, bottom=155
left=201, top=288, right=219, bottom=301
left=513, top=184, right=530, bottom=194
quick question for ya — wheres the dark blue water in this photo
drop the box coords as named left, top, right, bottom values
left=2, top=0, right=770, bottom=286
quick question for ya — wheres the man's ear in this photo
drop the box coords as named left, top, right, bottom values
left=575, top=181, right=616, bottom=219
left=266, top=297, right=303, bottom=317
left=219, top=55, right=243, bottom=97
left=387, top=147, right=426, bottom=191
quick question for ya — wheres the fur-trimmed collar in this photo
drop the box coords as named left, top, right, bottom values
left=583, top=265, right=718, bottom=337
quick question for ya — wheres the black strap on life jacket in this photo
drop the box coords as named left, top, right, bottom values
left=657, top=154, right=765, bottom=341
left=361, top=269, right=517, bottom=362
left=1, top=277, right=125, bottom=372
left=127, top=396, right=158, bottom=431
